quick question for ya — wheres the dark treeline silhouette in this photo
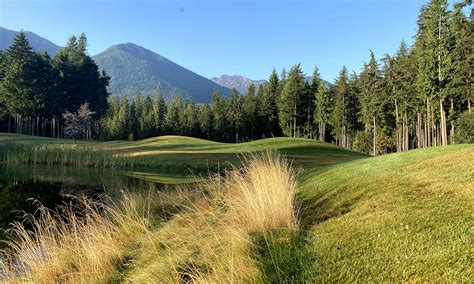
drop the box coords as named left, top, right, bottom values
left=0, top=0, right=472, bottom=155
left=0, top=32, right=109, bottom=137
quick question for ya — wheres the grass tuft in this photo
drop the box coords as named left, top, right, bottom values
left=0, top=152, right=300, bottom=282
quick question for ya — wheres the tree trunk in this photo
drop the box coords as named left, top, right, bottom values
left=468, top=98, right=471, bottom=114
left=426, top=99, right=431, bottom=147
left=404, top=112, right=409, bottom=151
left=373, top=116, right=376, bottom=156
left=449, top=97, right=455, bottom=145
left=395, top=99, right=400, bottom=152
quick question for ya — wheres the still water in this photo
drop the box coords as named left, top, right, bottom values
left=0, top=165, right=166, bottom=247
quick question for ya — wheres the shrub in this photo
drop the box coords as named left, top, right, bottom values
left=455, top=111, right=474, bottom=144
left=353, top=131, right=372, bottom=154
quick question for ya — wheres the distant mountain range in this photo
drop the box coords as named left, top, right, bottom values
left=211, top=75, right=266, bottom=95
left=0, top=27, right=60, bottom=55
left=211, top=75, right=333, bottom=95
left=1, top=27, right=333, bottom=102
left=92, top=43, right=233, bottom=102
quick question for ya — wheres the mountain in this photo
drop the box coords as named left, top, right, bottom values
left=212, top=74, right=333, bottom=95
left=304, top=76, right=333, bottom=88
left=211, top=75, right=266, bottom=94
left=92, top=43, right=233, bottom=102
left=0, top=27, right=61, bottom=55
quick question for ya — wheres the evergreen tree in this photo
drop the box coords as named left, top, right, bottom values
left=314, top=80, right=330, bottom=141
left=211, top=91, right=228, bottom=141
left=242, top=83, right=257, bottom=140
left=447, top=6, right=472, bottom=142
left=414, top=0, right=452, bottom=147
left=152, top=89, right=166, bottom=135
left=359, top=51, right=383, bottom=155
left=261, top=69, right=280, bottom=136
left=226, top=88, right=243, bottom=142
left=278, top=64, right=306, bottom=137
left=198, top=104, right=213, bottom=139
left=53, top=34, right=109, bottom=115
left=165, top=96, right=184, bottom=135
left=118, top=97, right=131, bottom=140
left=332, top=66, right=351, bottom=147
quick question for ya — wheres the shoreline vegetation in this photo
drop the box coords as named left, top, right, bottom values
left=0, top=133, right=367, bottom=176
left=0, top=152, right=303, bottom=282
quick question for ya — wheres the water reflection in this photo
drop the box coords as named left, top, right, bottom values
left=0, top=165, right=163, bottom=247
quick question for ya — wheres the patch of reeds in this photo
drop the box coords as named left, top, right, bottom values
left=0, top=143, right=222, bottom=175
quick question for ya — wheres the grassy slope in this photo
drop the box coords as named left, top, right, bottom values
left=0, top=133, right=366, bottom=171
left=2, top=133, right=472, bottom=281
left=298, top=144, right=474, bottom=281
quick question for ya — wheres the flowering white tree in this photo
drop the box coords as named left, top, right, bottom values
left=62, top=102, right=95, bottom=143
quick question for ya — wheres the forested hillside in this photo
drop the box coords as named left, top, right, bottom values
left=0, top=27, right=60, bottom=55
left=92, top=43, right=233, bottom=102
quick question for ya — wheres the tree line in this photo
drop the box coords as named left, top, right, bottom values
left=1, top=0, right=473, bottom=155
left=0, top=32, right=109, bottom=137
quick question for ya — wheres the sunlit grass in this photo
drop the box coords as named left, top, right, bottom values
left=0, top=152, right=299, bottom=282
left=298, top=144, right=474, bottom=282
left=0, top=133, right=367, bottom=173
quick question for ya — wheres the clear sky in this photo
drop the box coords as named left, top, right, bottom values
left=0, top=0, right=459, bottom=82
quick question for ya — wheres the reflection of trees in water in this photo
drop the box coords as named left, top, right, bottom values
left=0, top=165, right=167, bottom=247
left=0, top=181, right=60, bottom=245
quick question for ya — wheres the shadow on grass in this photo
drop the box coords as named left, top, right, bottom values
left=251, top=230, right=316, bottom=282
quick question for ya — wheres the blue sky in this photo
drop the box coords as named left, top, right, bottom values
left=0, top=0, right=459, bottom=82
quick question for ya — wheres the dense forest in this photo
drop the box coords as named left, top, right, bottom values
left=0, top=0, right=472, bottom=155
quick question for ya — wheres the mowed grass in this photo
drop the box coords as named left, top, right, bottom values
left=298, top=144, right=474, bottom=282
left=0, top=133, right=366, bottom=173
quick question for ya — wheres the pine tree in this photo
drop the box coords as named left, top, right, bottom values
left=314, top=80, right=330, bottom=141
left=226, top=88, right=243, bottom=142
left=211, top=91, right=228, bottom=141
left=198, top=104, right=213, bottom=139
left=0, top=32, right=60, bottom=135
left=165, top=96, right=184, bottom=135
left=118, top=97, right=131, bottom=140
left=332, top=66, right=350, bottom=147
left=278, top=64, right=306, bottom=137
left=414, top=0, right=452, bottom=147
left=447, top=5, right=472, bottom=142
left=152, top=89, right=166, bottom=136
left=183, top=101, right=198, bottom=136
left=260, top=69, right=280, bottom=136
left=53, top=34, right=109, bottom=115
left=359, top=52, right=383, bottom=155
left=242, top=83, right=257, bottom=140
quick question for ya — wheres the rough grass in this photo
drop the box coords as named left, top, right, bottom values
left=298, top=144, right=474, bottom=282
left=0, top=152, right=299, bottom=282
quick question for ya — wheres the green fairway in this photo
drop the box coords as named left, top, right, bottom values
left=298, top=144, right=474, bottom=281
left=0, top=133, right=367, bottom=174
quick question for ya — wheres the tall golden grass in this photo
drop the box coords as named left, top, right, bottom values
left=0, top=151, right=298, bottom=282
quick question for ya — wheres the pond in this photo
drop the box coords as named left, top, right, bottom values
left=0, top=164, right=174, bottom=248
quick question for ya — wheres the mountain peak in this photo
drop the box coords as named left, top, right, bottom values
left=92, top=43, right=232, bottom=102
left=212, top=75, right=266, bottom=94
left=0, top=27, right=61, bottom=55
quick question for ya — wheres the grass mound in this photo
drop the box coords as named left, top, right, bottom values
left=298, top=144, right=474, bottom=282
left=0, top=133, right=366, bottom=174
